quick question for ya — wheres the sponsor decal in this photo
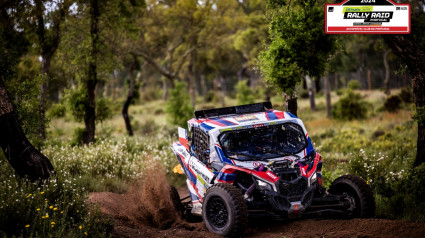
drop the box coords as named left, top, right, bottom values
left=266, top=171, right=279, bottom=181
left=326, top=0, right=410, bottom=34
left=233, top=114, right=259, bottom=122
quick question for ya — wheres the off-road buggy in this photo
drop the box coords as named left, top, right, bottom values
left=171, top=102, right=375, bottom=237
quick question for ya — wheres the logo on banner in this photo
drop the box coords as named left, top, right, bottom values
left=325, top=0, right=410, bottom=34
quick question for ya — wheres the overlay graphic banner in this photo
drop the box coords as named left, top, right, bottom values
left=325, top=0, right=410, bottom=34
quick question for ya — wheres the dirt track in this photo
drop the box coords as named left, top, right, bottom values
left=89, top=189, right=425, bottom=238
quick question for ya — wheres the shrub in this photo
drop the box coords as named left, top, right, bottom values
left=384, top=95, right=402, bottom=112
left=336, top=89, right=345, bottom=96
left=398, top=87, right=413, bottom=103
left=347, top=80, right=361, bottom=90
left=236, top=80, right=255, bottom=105
left=71, top=127, right=87, bottom=146
left=298, top=89, right=309, bottom=99
left=166, top=81, right=194, bottom=127
left=205, top=90, right=219, bottom=103
left=65, top=87, right=86, bottom=122
left=332, top=90, right=369, bottom=120
left=413, top=106, right=425, bottom=127
left=65, top=88, right=112, bottom=123
left=48, top=103, right=66, bottom=118
left=95, top=97, right=112, bottom=123
left=141, top=84, right=162, bottom=101
left=140, top=119, right=159, bottom=135
left=0, top=159, right=112, bottom=237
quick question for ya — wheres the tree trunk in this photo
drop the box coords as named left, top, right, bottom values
left=0, top=80, right=54, bottom=181
left=302, top=76, right=307, bottom=90
left=383, top=35, right=425, bottom=167
left=237, top=66, right=246, bottom=82
left=325, top=74, right=331, bottom=119
left=383, top=49, right=391, bottom=95
left=188, top=52, right=196, bottom=107
left=334, top=72, right=338, bottom=90
left=219, top=75, right=226, bottom=107
left=367, top=69, right=372, bottom=90
left=314, top=77, right=321, bottom=93
left=403, top=74, right=407, bottom=88
left=83, top=0, right=99, bottom=144
left=122, top=57, right=137, bottom=136
left=38, top=56, right=50, bottom=140
left=162, top=78, right=168, bottom=101
left=306, top=76, right=316, bottom=111
left=201, top=73, right=207, bottom=102
left=265, top=87, right=271, bottom=102
left=285, top=92, right=297, bottom=117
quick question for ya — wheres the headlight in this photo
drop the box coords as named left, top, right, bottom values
left=256, top=179, right=276, bottom=191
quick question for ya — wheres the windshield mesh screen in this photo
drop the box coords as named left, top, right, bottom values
left=218, top=123, right=307, bottom=161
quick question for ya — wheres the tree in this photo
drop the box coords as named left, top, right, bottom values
left=81, top=0, right=100, bottom=144
left=0, top=0, right=54, bottom=180
left=382, top=0, right=425, bottom=167
left=134, top=0, right=197, bottom=94
left=33, top=0, right=70, bottom=140
left=259, top=0, right=336, bottom=116
left=122, top=55, right=141, bottom=136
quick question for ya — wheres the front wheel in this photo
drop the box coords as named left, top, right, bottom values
left=202, top=183, right=248, bottom=237
left=328, top=175, right=375, bottom=218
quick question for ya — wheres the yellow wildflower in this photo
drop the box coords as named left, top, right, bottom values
left=84, top=232, right=88, bottom=236
left=36, top=208, right=40, bottom=211
left=42, top=216, right=45, bottom=219
left=51, top=222, right=55, bottom=225
left=49, top=206, right=53, bottom=209
left=25, top=225, right=30, bottom=228
left=53, top=208, right=58, bottom=211
left=40, top=191, right=45, bottom=194
left=79, top=225, right=82, bottom=230
left=60, top=211, right=64, bottom=214
left=45, top=214, right=49, bottom=218
left=26, top=194, right=32, bottom=198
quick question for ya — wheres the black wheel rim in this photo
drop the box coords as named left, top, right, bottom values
left=206, top=196, right=228, bottom=228
left=343, top=192, right=357, bottom=213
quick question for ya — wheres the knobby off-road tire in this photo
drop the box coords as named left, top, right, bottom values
left=328, top=175, right=375, bottom=218
left=202, top=183, right=248, bottom=237
left=169, top=185, right=184, bottom=218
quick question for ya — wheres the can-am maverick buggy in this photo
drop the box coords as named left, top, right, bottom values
left=171, top=102, right=375, bottom=237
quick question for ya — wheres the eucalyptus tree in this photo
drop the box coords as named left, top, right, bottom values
left=259, top=0, right=336, bottom=116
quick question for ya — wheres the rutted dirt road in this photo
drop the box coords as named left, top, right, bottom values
left=87, top=166, right=425, bottom=237
left=89, top=189, right=425, bottom=238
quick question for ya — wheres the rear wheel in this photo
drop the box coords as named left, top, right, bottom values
left=202, top=183, right=248, bottom=237
left=328, top=175, right=375, bottom=218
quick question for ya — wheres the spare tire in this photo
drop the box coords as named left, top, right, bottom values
left=202, top=183, right=248, bottom=237
left=328, top=175, right=375, bottom=218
